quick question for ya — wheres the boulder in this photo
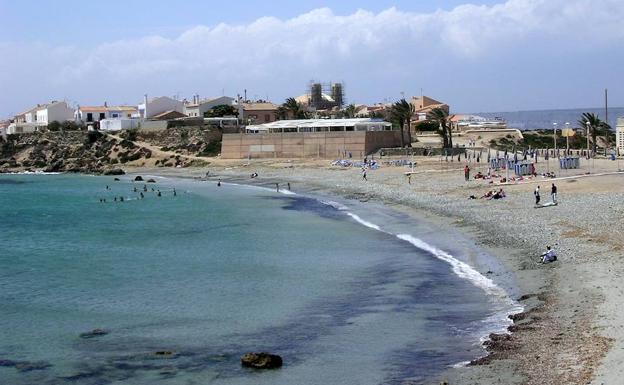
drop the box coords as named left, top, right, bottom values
left=240, top=352, right=282, bottom=369
left=134, top=176, right=144, bottom=181
left=103, top=168, right=125, bottom=176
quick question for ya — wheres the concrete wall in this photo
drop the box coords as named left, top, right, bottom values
left=221, top=131, right=402, bottom=159
left=99, top=118, right=141, bottom=131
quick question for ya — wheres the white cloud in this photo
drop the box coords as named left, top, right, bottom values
left=1, top=0, right=623, bottom=116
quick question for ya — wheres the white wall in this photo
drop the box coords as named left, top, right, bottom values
left=99, top=118, right=140, bottom=131
left=139, top=97, right=184, bottom=119
left=41, top=102, right=74, bottom=125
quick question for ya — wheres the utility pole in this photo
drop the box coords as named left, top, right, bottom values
left=605, top=88, right=609, bottom=152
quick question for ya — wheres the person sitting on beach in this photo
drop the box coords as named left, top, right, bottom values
left=491, top=188, right=505, bottom=200
left=481, top=190, right=494, bottom=199
left=250, top=172, right=258, bottom=179
left=474, top=171, right=484, bottom=179
left=540, top=246, right=557, bottom=263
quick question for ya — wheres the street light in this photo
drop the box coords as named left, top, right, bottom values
left=585, top=121, right=591, bottom=158
left=565, top=122, right=570, bottom=154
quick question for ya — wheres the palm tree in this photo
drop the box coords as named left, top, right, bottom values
left=282, top=97, right=307, bottom=119
left=427, top=107, right=452, bottom=149
left=344, top=104, right=357, bottom=118
left=578, top=112, right=610, bottom=154
left=390, top=99, right=414, bottom=147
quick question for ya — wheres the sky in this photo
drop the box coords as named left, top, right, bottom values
left=1, top=0, right=623, bottom=118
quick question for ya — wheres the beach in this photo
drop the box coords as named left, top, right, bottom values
left=140, top=155, right=624, bottom=385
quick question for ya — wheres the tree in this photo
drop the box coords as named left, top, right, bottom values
left=389, top=99, right=414, bottom=147
left=344, top=104, right=357, bottom=118
left=427, top=107, right=453, bottom=149
left=204, top=104, right=238, bottom=118
left=281, top=97, right=308, bottom=119
left=578, top=112, right=611, bottom=154
left=47, top=121, right=61, bottom=132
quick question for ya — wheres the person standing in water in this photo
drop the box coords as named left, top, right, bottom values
left=276, top=183, right=280, bottom=192
left=217, top=180, right=221, bottom=187
left=173, top=188, right=177, bottom=196
left=287, top=182, right=291, bottom=191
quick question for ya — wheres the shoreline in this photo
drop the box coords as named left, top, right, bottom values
left=3, top=159, right=621, bottom=384
left=124, top=158, right=621, bottom=385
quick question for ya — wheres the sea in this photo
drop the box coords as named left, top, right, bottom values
left=0, top=174, right=521, bottom=385
left=472, top=107, right=624, bottom=130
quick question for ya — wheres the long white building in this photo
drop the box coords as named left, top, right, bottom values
left=245, top=118, right=393, bottom=133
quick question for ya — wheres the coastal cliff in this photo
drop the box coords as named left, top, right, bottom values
left=0, top=127, right=220, bottom=173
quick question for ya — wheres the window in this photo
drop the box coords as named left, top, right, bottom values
left=87, top=113, right=93, bottom=122
left=264, top=114, right=270, bottom=122
left=99, top=113, right=105, bottom=120
left=112, top=113, right=119, bottom=118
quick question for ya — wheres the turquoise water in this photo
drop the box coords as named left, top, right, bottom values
left=0, top=174, right=517, bottom=384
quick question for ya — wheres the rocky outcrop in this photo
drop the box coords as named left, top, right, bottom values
left=240, top=352, right=283, bottom=369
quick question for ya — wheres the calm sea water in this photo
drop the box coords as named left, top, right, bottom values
left=474, top=107, right=624, bottom=130
left=0, top=174, right=519, bottom=385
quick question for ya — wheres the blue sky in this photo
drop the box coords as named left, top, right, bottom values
left=1, top=0, right=622, bottom=118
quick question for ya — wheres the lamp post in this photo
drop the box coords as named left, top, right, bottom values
left=553, top=122, right=558, bottom=157
left=565, top=122, right=570, bottom=154
left=585, top=121, right=591, bottom=158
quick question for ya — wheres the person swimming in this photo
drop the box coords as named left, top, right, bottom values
left=157, top=190, right=161, bottom=197
left=120, top=196, right=124, bottom=202
left=173, top=188, right=177, bottom=196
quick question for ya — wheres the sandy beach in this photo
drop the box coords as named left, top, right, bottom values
left=134, top=155, right=624, bottom=385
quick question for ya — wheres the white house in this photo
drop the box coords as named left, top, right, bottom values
left=137, top=95, right=184, bottom=119
left=8, top=101, right=74, bottom=133
left=35, top=101, right=75, bottom=127
left=183, top=95, right=234, bottom=118
left=75, top=104, right=137, bottom=123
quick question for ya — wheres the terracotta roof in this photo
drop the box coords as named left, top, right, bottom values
left=151, top=110, right=187, bottom=120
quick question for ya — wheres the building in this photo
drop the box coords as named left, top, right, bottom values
left=616, top=117, right=624, bottom=152
left=75, top=104, right=137, bottom=124
left=244, top=118, right=392, bottom=133
left=222, top=118, right=400, bottom=159
left=8, top=101, right=74, bottom=133
left=410, top=95, right=449, bottom=121
left=239, top=102, right=279, bottom=125
left=183, top=96, right=234, bottom=118
left=138, top=96, right=184, bottom=119
left=0, top=120, right=9, bottom=139
left=295, top=82, right=344, bottom=111
left=450, top=114, right=507, bottom=131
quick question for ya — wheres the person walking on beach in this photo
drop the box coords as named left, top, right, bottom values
left=534, top=185, right=541, bottom=205
left=551, top=183, right=557, bottom=203
left=276, top=183, right=280, bottom=192
left=464, top=165, right=470, bottom=181
left=362, top=167, right=367, bottom=181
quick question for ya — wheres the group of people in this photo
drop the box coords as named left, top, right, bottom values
left=99, top=184, right=177, bottom=203
left=534, top=183, right=557, bottom=205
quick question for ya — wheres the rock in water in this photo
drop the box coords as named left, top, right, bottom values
left=146, top=178, right=157, bottom=183
left=240, top=352, right=282, bottom=369
left=134, top=176, right=144, bottom=181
